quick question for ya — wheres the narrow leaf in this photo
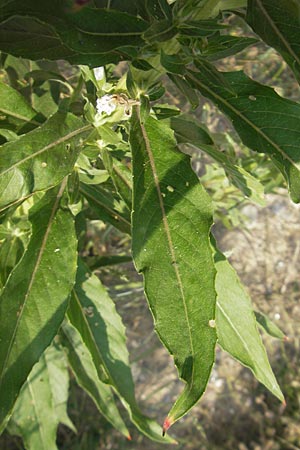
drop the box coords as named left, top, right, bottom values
left=61, top=320, right=130, bottom=439
left=214, top=247, right=284, bottom=402
left=80, top=183, right=131, bottom=234
left=0, top=112, right=91, bottom=211
left=130, top=107, right=217, bottom=430
left=186, top=66, right=300, bottom=202
left=8, top=344, right=75, bottom=450
left=255, top=311, right=286, bottom=340
left=171, top=115, right=265, bottom=204
left=0, top=182, right=78, bottom=431
left=201, top=35, right=258, bottom=61
left=247, top=0, right=300, bottom=83
left=68, top=259, right=174, bottom=443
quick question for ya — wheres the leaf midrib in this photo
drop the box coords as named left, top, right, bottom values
left=136, top=107, right=195, bottom=382
left=187, top=71, right=299, bottom=169
left=255, top=0, right=300, bottom=67
left=0, top=179, right=67, bottom=388
left=0, top=124, right=91, bottom=177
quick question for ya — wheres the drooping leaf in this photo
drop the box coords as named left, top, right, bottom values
left=0, top=111, right=90, bottom=211
left=214, top=245, right=284, bottom=402
left=200, top=35, right=258, bottom=61
left=0, top=4, right=150, bottom=66
left=171, top=114, right=265, bottom=205
left=254, top=311, right=286, bottom=340
left=246, top=0, right=300, bottom=83
left=67, top=259, right=174, bottom=443
left=0, top=182, right=78, bottom=431
left=186, top=65, right=300, bottom=202
left=61, top=320, right=130, bottom=439
left=80, top=183, right=131, bottom=234
left=130, top=107, right=217, bottom=431
left=8, top=344, right=75, bottom=450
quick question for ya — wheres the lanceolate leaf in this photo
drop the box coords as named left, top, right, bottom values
left=254, top=311, right=286, bottom=340
left=0, top=112, right=91, bottom=211
left=67, top=259, right=173, bottom=443
left=80, top=183, right=131, bottom=234
left=0, top=182, right=78, bottom=431
left=214, top=246, right=284, bottom=402
left=61, top=320, right=130, bottom=439
left=130, top=108, right=217, bottom=431
left=8, top=344, right=75, bottom=450
left=246, top=0, right=300, bottom=83
left=186, top=66, right=300, bottom=202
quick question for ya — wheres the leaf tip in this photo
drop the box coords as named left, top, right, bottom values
left=283, top=335, right=290, bottom=342
left=162, top=416, right=173, bottom=436
left=127, top=434, right=132, bottom=441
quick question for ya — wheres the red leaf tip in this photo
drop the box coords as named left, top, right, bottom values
left=283, top=335, right=290, bottom=342
left=127, top=434, right=132, bottom=441
left=162, top=416, right=173, bottom=436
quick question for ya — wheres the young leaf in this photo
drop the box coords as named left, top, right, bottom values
left=246, top=0, right=300, bottom=83
left=254, top=311, right=286, bottom=340
left=61, top=320, right=130, bottom=439
left=67, top=259, right=174, bottom=443
left=0, top=112, right=91, bottom=211
left=214, top=246, right=284, bottom=402
left=130, top=107, right=217, bottom=431
left=0, top=181, right=78, bottom=431
left=8, top=344, right=75, bottom=450
left=186, top=66, right=300, bottom=202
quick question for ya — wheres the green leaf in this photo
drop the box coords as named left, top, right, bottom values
left=186, top=66, right=300, bottom=202
left=0, top=81, right=39, bottom=133
left=254, top=311, right=286, bottom=340
left=160, top=50, right=187, bottom=75
left=80, top=183, right=131, bottom=234
left=143, top=20, right=177, bottom=43
left=0, top=4, right=149, bottom=66
left=0, top=182, right=78, bottom=431
left=0, top=111, right=90, bottom=211
left=100, top=148, right=133, bottom=209
left=200, top=35, right=258, bottom=61
left=8, top=344, right=75, bottom=450
left=61, top=320, right=130, bottom=439
left=246, top=0, right=300, bottom=83
left=130, top=107, right=217, bottom=431
left=0, top=233, right=25, bottom=290
left=171, top=114, right=265, bottom=204
left=67, top=259, right=174, bottom=443
left=214, top=246, right=284, bottom=402
left=170, top=114, right=213, bottom=146
left=168, top=73, right=199, bottom=109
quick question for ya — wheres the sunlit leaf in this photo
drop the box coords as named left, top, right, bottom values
left=247, top=0, right=300, bottom=83
left=214, top=246, right=284, bottom=402
left=0, top=182, right=78, bottom=431
left=67, top=259, right=174, bottom=443
left=130, top=107, right=217, bottom=431
left=186, top=65, right=300, bottom=202
left=8, top=344, right=75, bottom=450
left=0, top=112, right=90, bottom=211
left=61, top=320, right=130, bottom=438
left=255, top=311, right=286, bottom=340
